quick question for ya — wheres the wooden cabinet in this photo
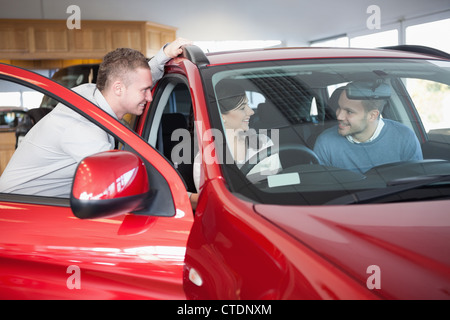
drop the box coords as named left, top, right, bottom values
left=0, top=19, right=177, bottom=67
left=0, top=132, right=15, bottom=176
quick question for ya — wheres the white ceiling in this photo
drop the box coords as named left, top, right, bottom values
left=1, top=0, right=449, bottom=47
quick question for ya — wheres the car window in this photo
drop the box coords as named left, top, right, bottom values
left=0, top=78, right=119, bottom=198
left=200, top=58, right=450, bottom=205
left=406, top=78, right=450, bottom=143
left=0, top=80, right=47, bottom=175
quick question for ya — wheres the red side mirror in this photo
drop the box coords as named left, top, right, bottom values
left=71, top=150, right=151, bottom=219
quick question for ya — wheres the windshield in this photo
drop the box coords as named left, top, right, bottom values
left=201, top=58, right=450, bottom=205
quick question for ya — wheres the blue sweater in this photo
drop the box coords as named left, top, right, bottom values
left=313, top=119, right=423, bottom=174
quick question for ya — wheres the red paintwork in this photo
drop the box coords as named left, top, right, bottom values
left=204, top=47, right=439, bottom=66
left=254, top=202, right=450, bottom=299
left=0, top=202, right=192, bottom=299
left=1, top=46, right=450, bottom=300
left=72, top=150, right=149, bottom=200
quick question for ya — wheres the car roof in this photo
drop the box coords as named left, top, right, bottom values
left=190, top=46, right=449, bottom=67
left=0, top=106, right=28, bottom=112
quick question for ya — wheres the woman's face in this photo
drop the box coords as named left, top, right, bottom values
left=222, top=97, right=255, bottom=132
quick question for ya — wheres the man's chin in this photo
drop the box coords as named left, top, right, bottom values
left=135, top=106, right=145, bottom=115
left=337, top=128, right=349, bottom=137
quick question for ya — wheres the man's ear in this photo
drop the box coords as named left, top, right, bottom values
left=368, top=109, right=380, bottom=122
left=112, top=80, right=124, bottom=96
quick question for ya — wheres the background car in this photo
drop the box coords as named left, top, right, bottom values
left=0, top=106, right=27, bottom=174
left=0, top=106, right=27, bottom=132
left=0, top=45, right=449, bottom=299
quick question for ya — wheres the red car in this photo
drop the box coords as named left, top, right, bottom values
left=0, top=45, right=449, bottom=300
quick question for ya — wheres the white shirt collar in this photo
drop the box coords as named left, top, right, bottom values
left=72, top=83, right=118, bottom=120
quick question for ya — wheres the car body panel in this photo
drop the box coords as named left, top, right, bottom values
left=254, top=201, right=450, bottom=299
left=0, top=201, right=191, bottom=299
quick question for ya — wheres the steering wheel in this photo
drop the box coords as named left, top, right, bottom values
left=240, top=143, right=320, bottom=176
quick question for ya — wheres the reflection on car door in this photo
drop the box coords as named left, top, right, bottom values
left=0, top=196, right=192, bottom=299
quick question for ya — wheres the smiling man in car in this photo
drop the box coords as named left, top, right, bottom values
left=313, top=81, right=423, bottom=174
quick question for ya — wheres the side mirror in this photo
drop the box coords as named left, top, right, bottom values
left=71, top=150, right=151, bottom=219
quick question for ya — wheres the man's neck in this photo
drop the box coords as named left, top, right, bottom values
left=100, top=89, right=123, bottom=120
left=348, top=119, right=384, bottom=144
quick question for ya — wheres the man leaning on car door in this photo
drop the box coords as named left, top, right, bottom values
left=0, top=38, right=192, bottom=198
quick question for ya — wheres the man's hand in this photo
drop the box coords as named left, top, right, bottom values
left=164, top=38, right=193, bottom=58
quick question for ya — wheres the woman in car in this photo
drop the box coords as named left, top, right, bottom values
left=190, top=79, right=282, bottom=208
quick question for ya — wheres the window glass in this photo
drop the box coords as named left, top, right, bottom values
left=202, top=58, right=450, bottom=205
left=350, top=29, right=398, bottom=48
left=406, top=78, right=450, bottom=140
left=246, top=91, right=265, bottom=109
left=0, top=92, right=21, bottom=107
left=406, top=18, right=450, bottom=54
